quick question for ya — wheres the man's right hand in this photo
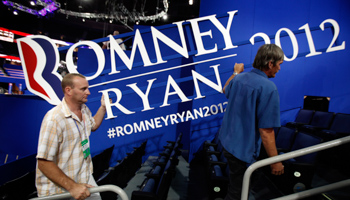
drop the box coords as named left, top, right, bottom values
left=234, top=63, right=244, bottom=74
left=270, top=162, right=284, bottom=175
left=69, top=183, right=92, bottom=200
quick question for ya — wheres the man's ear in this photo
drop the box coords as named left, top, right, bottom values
left=65, top=86, right=72, bottom=96
left=268, top=61, right=273, bottom=69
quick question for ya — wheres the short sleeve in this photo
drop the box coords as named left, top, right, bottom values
left=36, top=113, right=61, bottom=161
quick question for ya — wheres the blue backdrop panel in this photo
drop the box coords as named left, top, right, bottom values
left=1, top=0, right=350, bottom=172
left=0, top=95, right=52, bottom=157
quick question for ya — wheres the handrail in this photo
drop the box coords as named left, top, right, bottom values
left=241, top=135, right=350, bottom=200
left=30, top=185, right=129, bottom=200
left=272, top=179, right=350, bottom=200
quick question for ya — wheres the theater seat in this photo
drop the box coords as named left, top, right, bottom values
left=131, top=159, right=176, bottom=200
left=299, top=111, right=334, bottom=133
left=204, top=138, right=229, bottom=199
left=314, top=113, right=350, bottom=141
left=265, top=132, right=323, bottom=195
left=0, top=171, right=37, bottom=200
left=286, top=109, right=315, bottom=129
left=92, top=145, right=114, bottom=181
left=275, top=126, right=298, bottom=152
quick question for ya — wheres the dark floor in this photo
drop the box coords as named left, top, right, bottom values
left=122, top=151, right=350, bottom=200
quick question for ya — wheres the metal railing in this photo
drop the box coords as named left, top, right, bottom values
left=30, top=185, right=129, bottom=200
left=241, top=135, right=350, bottom=200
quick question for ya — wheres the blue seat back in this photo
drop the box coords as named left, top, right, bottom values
left=142, top=178, right=156, bottom=193
left=309, top=111, right=334, bottom=129
left=295, top=109, right=314, bottom=124
left=291, top=132, right=323, bottom=163
left=329, top=113, right=350, bottom=134
left=276, top=127, right=297, bottom=151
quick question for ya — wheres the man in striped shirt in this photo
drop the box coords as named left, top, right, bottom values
left=36, top=73, right=107, bottom=200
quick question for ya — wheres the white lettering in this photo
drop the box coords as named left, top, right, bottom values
left=161, top=115, right=169, bottom=126
left=145, top=119, right=155, bottom=130
left=151, top=21, right=189, bottom=64
left=99, top=88, right=135, bottom=119
left=66, top=41, right=105, bottom=81
left=154, top=117, right=162, bottom=128
left=109, top=29, right=154, bottom=75
left=169, top=114, right=178, bottom=124
left=187, top=10, right=238, bottom=56
left=186, top=110, right=195, bottom=121
left=124, top=124, right=133, bottom=135
left=134, top=121, right=146, bottom=133
left=161, top=75, right=191, bottom=107
left=127, top=78, right=156, bottom=112
left=192, top=64, right=223, bottom=99
left=177, top=111, right=185, bottom=122
left=116, top=126, right=124, bottom=137
left=193, top=108, right=203, bottom=119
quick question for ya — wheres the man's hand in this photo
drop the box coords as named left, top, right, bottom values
left=69, top=183, right=93, bottom=200
left=101, top=94, right=106, bottom=108
left=270, top=162, right=284, bottom=175
left=223, top=63, right=245, bottom=93
left=234, top=63, right=244, bottom=74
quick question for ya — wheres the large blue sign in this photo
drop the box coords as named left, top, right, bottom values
left=4, top=0, right=349, bottom=164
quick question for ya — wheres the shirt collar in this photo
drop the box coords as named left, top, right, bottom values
left=61, top=98, right=86, bottom=121
left=251, top=68, right=268, bottom=79
left=62, top=98, right=72, bottom=118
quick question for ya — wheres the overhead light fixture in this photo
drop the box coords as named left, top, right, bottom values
left=2, top=0, right=170, bottom=31
left=82, top=18, right=85, bottom=22
left=13, top=10, right=18, bottom=15
left=163, top=14, right=168, bottom=20
left=109, top=19, right=113, bottom=23
left=189, top=0, right=193, bottom=5
left=3, top=0, right=60, bottom=17
left=30, top=1, right=36, bottom=6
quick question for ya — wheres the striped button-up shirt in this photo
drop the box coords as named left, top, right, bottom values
left=36, top=98, right=96, bottom=197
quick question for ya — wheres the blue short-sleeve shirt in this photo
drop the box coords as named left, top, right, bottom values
left=219, top=68, right=280, bottom=164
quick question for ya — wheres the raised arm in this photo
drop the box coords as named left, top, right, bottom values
left=92, top=95, right=107, bottom=131
left=222, top=63, right=244, bottom=93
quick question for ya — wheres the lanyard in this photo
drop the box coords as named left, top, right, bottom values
left=74, top=115, right=87, bottom=140
left=73, top=113, right=90, bottom=159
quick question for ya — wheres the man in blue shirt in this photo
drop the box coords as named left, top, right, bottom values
left=219, top=44, right=285, bottom=200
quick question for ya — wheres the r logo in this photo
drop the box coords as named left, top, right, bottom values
left=17, top=35, right=64, bottom=105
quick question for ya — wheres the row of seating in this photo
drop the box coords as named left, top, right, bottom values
left=201, top=131, right=229, bottom=199
left=0, top=141, right=146, bottom=200
left=131, top=133, right=183, bottom=200
left=199, top=109, right=350, bottom=198
left=0, top=154, right=37, bottom=200
left=277, top=109, right=350, bottom=177
left=285, top=110, right=350, bottom=141
left=260, top=127, right=323, bottom=195
left=0, top=153, right=20, bottom=165
left=96, top=140, right=147, bottom=200
left=260, top=109, right=350, bottom=195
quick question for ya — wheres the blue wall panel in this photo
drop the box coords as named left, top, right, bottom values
left=1, top=0, right=350, bottom=176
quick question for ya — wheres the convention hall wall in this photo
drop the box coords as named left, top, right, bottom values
left=1, top=0, right=349, bottom=168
